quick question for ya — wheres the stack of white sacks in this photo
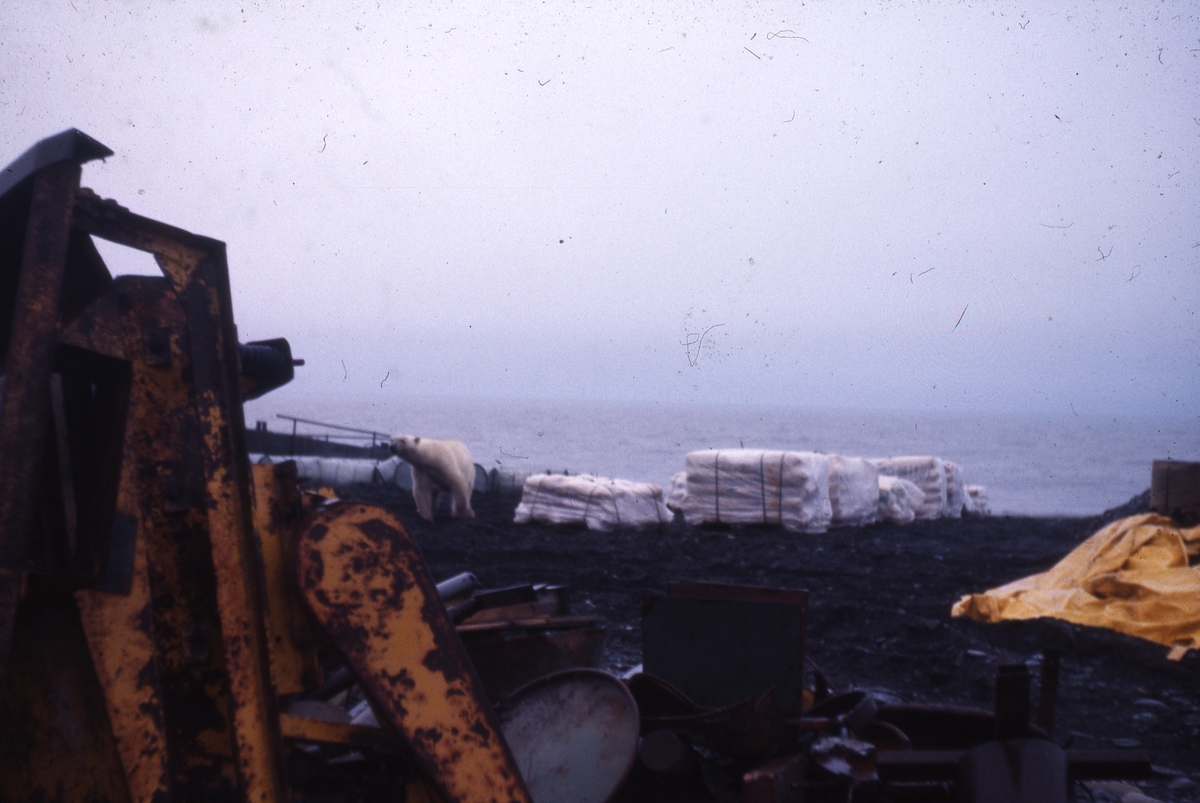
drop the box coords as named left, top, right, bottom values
left=513, top=473, right=671, bottom=532
left=665, top=450, right=988, bottom=533
left=670, top=450, right=835, bottom=533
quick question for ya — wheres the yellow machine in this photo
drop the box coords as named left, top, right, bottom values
left=0, top=129, right=531, bottom=803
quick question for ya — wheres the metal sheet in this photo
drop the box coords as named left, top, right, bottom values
left=0, top=128, right=112, bottom=200
left=641, top=582, right=807, bottom=716
left=152, top=235, right=286, bottom=803
left=116, top=276, right=243, bottom=799
left=0, top=583, right=133, bottom=803
left=76, top=451, right=173, bottom=803
left=0, top=160, right=81, bottom=686
left=251, top=461, right=319, bottom=697
left=0, top=131, right=301, bottom=803
left=498, top=669, right=639, bottom=803
left=1151, top=459, right=1200, bottom=519
left=53, top=173, right=290, bottom=802
left=994, top=663, right=1032, bottom=739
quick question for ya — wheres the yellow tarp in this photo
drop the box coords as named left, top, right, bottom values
left=952, top=514, right=1200, bottom=660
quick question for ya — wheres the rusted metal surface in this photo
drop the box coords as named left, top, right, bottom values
left=109, top=276, right=245, bottom=799
left=296, top=501, right=532, bottom=803
left=994, top=663, right=1032, bottom=739
left=146, top=219, right=285, bottom=803
left=460, top=583, right=570, bottom=624
left=18, top=144, right=283, bottom=799
left=496, top=669, right=639, bottom=803
left=0, top=128, right=112, bottom=200
left=63, top=278, right=171, bottom=803
left=0, top=582, right=133, bottom=803
left=459, top=623, right=607, bottom=703
left=642, top=582, right=807, bottom=716
left=76, top=450, right=173, bottom=803
left=251, top=461, right=320, bottom=697
left=1035, top=649, right=1061, bottom=738
left=0, top=159, right=83, bottom=685
left=0, top=130, right=314, bottom=803
left=1151, top=459, right=1200, bottom=520
left=664, top=580, right=808, bottom=605
left=405, top=776, right=450, bottom=803
left=278, top=715, right=400, bottom=752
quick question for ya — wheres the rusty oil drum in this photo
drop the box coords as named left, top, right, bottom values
left=497, top=668, right=640, bottom=803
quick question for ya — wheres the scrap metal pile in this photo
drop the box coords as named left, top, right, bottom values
left=0, top=130, right=1155, bottom=803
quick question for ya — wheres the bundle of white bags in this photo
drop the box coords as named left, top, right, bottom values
left=828, top=455, right=881, bottom=527
left=869, top=456, right=970, bottom=520
left=666, top=450, right=983, bottom=531
left=869, top=456, right=949, bottom=520
left=877, top=475, right=926, bottom=525
left=677, top=450, right=833, bottom=533
left=513, top=473, right=671, bottom=532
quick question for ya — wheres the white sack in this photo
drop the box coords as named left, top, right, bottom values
left=964, top=485, right=991, bottom=517
left=878, top=476, right=925, bottom=525
left=514, top=473, right=671, bottom=532
left=681, top=450, right=832, bottom=534
left=828, top=455, right=879, bottom=527
left=943, top=461, right=966, bottom=519
left=870, top=456, right=947, bottom=520
left=666, top=471, right=688, bottom=513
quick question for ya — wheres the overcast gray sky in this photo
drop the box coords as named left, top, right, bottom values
left=4, top=1, right=1197, bottom=417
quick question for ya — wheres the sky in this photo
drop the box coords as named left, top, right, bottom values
left=3, top=0, right=1198, bottom=418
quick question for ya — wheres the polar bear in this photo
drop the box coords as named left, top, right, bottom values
left=389, top=435, right=476, bottom=522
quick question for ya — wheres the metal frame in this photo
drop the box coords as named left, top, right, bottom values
left=1, top=129, right=531, bottom=803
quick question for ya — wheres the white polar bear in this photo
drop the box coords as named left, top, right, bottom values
left=389, top=435, right=476, bottom=522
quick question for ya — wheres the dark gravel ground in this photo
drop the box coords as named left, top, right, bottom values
left=344, top=484, right=1200, bottom=800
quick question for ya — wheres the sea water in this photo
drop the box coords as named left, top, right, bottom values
left=244, top=393, right=1198, bottom=518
